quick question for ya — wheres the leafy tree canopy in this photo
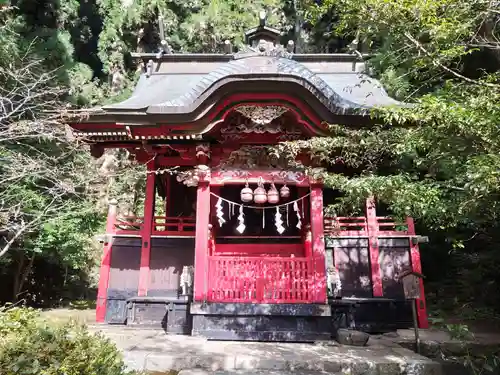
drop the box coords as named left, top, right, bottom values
left=295, top=0, right=500, bottom=234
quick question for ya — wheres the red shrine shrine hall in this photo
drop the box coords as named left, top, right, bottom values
left=67, top=17, right=428, bottom=341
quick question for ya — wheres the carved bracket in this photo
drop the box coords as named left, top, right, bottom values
left=176, top=165, right=211, bottom=187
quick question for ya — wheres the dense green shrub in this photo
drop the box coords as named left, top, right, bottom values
left=0, top=306, right=135, bottom=375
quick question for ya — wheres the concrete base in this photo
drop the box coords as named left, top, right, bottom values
left=89, top=325, right=442, bottom=375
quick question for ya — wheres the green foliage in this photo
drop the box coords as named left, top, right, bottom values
left=445, top=323, right=474, bottom=341
left=299, top=0, right=500, bottom=228
left=305, top=0, right=495, bottom=96
left=0, top=5, right=105, bottom=303
left=0, top=306, right=135, bottom=375
left=96, top=0, right=286, bottom=72
left=300, top=0, right=500, bottom=316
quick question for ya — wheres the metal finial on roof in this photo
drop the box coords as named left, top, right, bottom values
left=224, top=40, right=232, bottom=54
left=259, top=10, right=267, bottom=27
left=158, top=15, right=166, bottom=41
left=160, top=39, right=172, bottom=54
left=145, top=60, right=154, bottom=77
left=156, top=15, right=172, bottom=57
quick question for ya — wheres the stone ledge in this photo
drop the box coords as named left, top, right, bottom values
left=121, top=347, right=442, bottom=375
left=90, top=326, right=443, bottom=375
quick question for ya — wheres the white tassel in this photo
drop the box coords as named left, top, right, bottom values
left=294, top=201, right=302, bottom=229
left=275, top=206, right=285, bottom=234
left=216, top=198, right=226, bottom=227
left=236, top=205, right=246, bottom=233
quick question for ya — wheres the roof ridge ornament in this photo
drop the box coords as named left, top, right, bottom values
left=259, top=10, right=267, bottom=27
left=234, top=39, right=294, bottom=60
left=156, top=14, right=172, bottom=58
left=237, top=9, right=293, bottom=59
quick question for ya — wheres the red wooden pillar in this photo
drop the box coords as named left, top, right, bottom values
left=310, top=183, right=327, bottom=303
left=193, top=177, right=211, bottom=301
left=138, top=160, right=156, bottom=296
left=366, top=197, right=383, bottom=297
left=96, top=199, right=117, bottom=323
left=164, top=174, right=171, bottom=216
left=406, top=217, right=429, bottom=328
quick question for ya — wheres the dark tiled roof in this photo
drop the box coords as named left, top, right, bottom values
left=104, top=55, right=401, bottom=115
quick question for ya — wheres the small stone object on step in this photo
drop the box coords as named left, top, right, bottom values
left=336, top=329, right=370, bottom=346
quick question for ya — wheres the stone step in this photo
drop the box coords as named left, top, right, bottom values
left=89, top=325, right=443, bottom=375
left=122, top=346, right=442, bottom=375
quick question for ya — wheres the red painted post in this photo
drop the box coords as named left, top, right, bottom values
left=310, top=183, right=327, bottom=303
left=164, top=174, right=171, bottom=216
left=303, top=225, right=312, bottom=257
left=96, top=199, right=117, bottom=323
left=193, top=179, right=211, bottom=301
left=406, top=217, right=429, bottom=329
left=138, top=160, right=156, bottom=296
left=366, top=197, right=384, bottom=297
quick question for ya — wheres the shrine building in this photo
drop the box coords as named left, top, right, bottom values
left=67, top=15, right=429, bottom=341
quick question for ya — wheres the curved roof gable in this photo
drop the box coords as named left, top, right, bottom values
left=104, top=55, right=401, bottom=117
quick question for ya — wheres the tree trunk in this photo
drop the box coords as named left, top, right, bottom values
left=13, top=253, right=35, bottom=302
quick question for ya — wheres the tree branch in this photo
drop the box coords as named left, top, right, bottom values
left=403, top=32, right=500, bottom=88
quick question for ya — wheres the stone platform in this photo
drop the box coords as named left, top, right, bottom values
left=88, top=325, right=441, bottom=375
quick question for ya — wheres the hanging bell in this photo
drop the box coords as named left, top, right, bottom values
left=267, top=183, right=280, bottom=204
left=240, top=182, right=253, bottom=203
left=280, top=184, right=290, bottom=199
left=253, top=179, right=267, bottom=204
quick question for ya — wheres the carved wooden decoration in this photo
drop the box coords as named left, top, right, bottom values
left=235, top=105, right=288, bottom=125
left=217, top=145, right=289, bottom=169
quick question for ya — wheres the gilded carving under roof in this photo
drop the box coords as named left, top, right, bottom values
left=219, top=107, right=303, bottom=141
left=235, top=105, right=288, bottom=125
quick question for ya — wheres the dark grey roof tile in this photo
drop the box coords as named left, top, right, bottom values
left=104, top=55, right=402, bottom=115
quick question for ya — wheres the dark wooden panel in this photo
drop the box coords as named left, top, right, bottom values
left=329, top=239, right=372, bottom=298
left=105, top=299, right=128, bottom=324
left=192, top=315, right=332, bottom=342
left=190, top=302, right=331, bottom=316
left=379, top=239, right=411, bottom=299
left=149, top=238, right=195, bottom=295
left=108, top=241, right=141, bottom=291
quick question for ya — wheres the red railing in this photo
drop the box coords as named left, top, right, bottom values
left=324, top=216, right=367, bottom=236
left=112, top=215, right=406, bottom=237
left=153, top=216, right=196, bottom=235
left=376, top=216, right=409, bottom=234
left=113, top=216, right=195, bottom=236
left=207, top=256, right=323, bottom=303
left=324, top=216, right=409, bottom=236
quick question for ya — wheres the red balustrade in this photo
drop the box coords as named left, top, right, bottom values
left=323, top=216, right=367, bottom=236
left=376, top=216, right=409, bottom=234
left=207, top=256, right=322, bottom=303
left=114, top=215, right=407, bottom=237
left=153, top=216, right=196, bottom=235
left=113, top=216, right=195, bottom=236
left=324, top=216, right=408, bottom=236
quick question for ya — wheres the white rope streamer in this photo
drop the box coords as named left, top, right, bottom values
left=236, top=205, right=246, bottom=234
left=275, top=206, right=285, bottom=234
left=215, top=197, right=226, bottom=227
left=209, top=192, right=310, bottom=210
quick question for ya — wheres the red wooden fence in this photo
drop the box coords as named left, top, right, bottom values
left=207, top=256, right=323, bottom=303
left=323, top=216, right=409, bottom=236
